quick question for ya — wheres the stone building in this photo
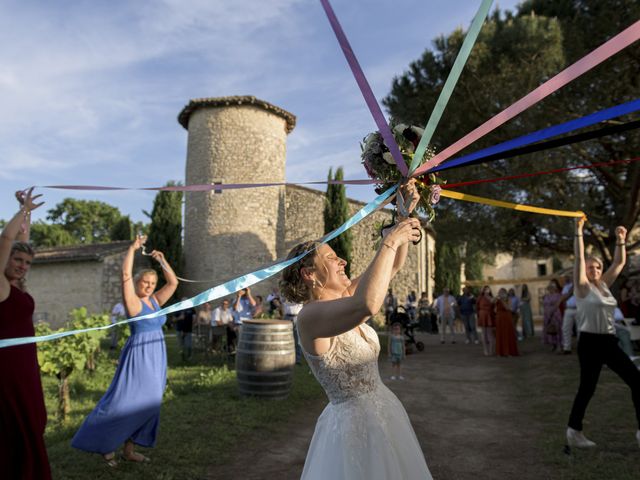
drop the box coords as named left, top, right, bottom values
left=28, top=242, right=148, bottom=326
left=27, top=96, right=436, bottom=326
left=178, top=95, right=435, bottom=305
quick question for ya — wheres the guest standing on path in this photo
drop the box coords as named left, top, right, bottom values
left=566, top=218, right=640, bottom=449
left=476, top=285, right=496, bottom=356
left=495, top=288, right=519, bottom=357
left=72, top=235, right=178, bottom=466
left=561, top=277, right=577, bottom=354
left=434, top=288, right=457, bottom=344
left=0, top=188, right=51, bottom=480
left=388, top=322, right=406, bottom=380
left=542, top=281, right=563, bottom=352
left=519, top=284, right=534, bottom=338
left=508, top=288, right=520, bottom=339
left=457, top=286, right=478, bottom=344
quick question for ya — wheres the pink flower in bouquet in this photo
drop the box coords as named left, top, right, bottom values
left=429, top=184, right=442, bottom=205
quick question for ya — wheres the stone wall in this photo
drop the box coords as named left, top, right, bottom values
left=28, top=262, right=104, bottom=327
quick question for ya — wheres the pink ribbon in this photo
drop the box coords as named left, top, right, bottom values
left=414, top=19, right=640, bottom=175
left=40, top=179, right=377, bottom=193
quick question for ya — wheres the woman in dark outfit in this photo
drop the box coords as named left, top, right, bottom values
left=566, top=217, right=640, bottom=448
left=0, top=188, right=50, bottom=479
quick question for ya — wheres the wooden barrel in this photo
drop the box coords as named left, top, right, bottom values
left=235, top=319, right=296, bottom=399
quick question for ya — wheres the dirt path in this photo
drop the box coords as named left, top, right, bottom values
left=206, top=332, right=553, bottom=480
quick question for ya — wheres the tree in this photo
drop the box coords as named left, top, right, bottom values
left=384, top=1, right=640, bottom=267
left=434, top=242, right=461, bottom=295
left=146, top=181, right=183, bottom=289
left=44, top=198, right=125, bottom=245
left=324, top=167, right=352, bottom=277
left=30, top=222, right=76, bottom=247
left=110, top=215, right=133, bottom=241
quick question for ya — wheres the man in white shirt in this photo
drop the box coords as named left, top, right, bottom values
left=561, top=275, right=577, bottom=354
left=213, top=299, right=236, bottom=352
left=433, top=288, right=458, bottom=344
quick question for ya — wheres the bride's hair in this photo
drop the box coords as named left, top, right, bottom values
left=280, top=241, right=320, bottom=304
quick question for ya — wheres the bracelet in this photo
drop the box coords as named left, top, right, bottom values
left=382, top=242, right=397, bottom=253
left=19, top=208, right=30, bottom=234
left=616, top=243, right=625, bottom=246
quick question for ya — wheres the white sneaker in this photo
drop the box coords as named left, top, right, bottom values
left=398, top=376, right=405, bottom=380
left=390, top=376, right=396, bottom=380
left=566, top=427, right=596, bottom=448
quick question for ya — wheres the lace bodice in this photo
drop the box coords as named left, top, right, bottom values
left=303, top=323, right=382, bottom=404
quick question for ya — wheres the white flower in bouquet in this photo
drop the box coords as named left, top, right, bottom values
left=382, top=152, right=395, bottom=164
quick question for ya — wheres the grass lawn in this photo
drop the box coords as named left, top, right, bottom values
left=516, top=345, right=640, bottom=480
left=43, top=333, right=324, bottom=479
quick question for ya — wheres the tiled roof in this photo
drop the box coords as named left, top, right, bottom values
left=177, top=95, right=296, bottom=133
left=33, top=241, right=130, bottom=264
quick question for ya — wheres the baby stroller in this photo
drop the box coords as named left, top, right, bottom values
left=390, top=306, right=425, bottom=353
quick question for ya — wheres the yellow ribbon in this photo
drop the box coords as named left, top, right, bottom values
left=440, top=189, right=585, bottom=218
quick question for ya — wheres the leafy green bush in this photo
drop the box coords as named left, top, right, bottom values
left=36, top=308, right=108, bottom=421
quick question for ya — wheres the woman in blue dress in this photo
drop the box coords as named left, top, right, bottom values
left=72, top=235, right=178, bottom=465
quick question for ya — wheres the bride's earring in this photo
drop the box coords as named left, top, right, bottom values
left=312, top=278, right=317, bottom=289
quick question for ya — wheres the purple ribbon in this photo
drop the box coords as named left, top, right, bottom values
left=319, top=0, right=408, bottom=177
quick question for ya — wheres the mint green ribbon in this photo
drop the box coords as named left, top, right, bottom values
left=409, top=0, right=494, bottom=174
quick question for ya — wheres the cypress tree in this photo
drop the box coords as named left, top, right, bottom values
left=324, top=167, right=352, bottom=277
left=146, top=181, right=183, bottom=292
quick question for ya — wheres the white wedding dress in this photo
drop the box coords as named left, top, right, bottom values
left=301, top=322, right=432, bottom=479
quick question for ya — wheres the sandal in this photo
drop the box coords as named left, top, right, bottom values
left=122, top=452, right=151, bottom=463
left=103, top=453, right=118, bottom=468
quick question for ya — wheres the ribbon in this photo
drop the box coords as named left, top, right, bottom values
left=410, top=0, right=493, bottom=173
left=0, top=185, right=397, bottom=348
left=41, top=179, right=377, bottom=193
left=440, top=189, right=584, bottom=218
left=414, top=19, right=640, bottom=175
left=445, top=156, right=640, bottom=189
left=319, top=0, right=407, bottom=177
left=430, top=99, right=640, bottom=172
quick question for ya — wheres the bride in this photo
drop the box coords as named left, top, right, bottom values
left=280, top=180, right=431, bottom=479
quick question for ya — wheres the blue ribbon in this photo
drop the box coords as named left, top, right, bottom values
left=0, top=185, right=397, bottom=349
left=429, top=98, right=640, bottom=172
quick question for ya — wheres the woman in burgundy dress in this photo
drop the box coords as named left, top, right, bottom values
left=542, top=281, right=563, bottom=352
left=476, top=285, right=496, bottom=356
left=0, top=188, right=51, bottom=480
left=494, top=288, right=519, bottom=357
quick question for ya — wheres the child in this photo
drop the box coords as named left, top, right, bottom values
left=388, top=322, right=406, bottom=380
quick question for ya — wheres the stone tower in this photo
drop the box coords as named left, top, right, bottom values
left=178, top=96, right=296, bottom=296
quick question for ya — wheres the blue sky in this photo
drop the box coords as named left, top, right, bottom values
left=0, top=0, right=522, bottom=224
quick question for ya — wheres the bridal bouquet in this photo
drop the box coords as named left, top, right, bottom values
left=361, top=122, right=445, bottom=222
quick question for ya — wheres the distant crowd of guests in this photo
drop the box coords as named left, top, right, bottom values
left=382, top=277, right=640, bottom=361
